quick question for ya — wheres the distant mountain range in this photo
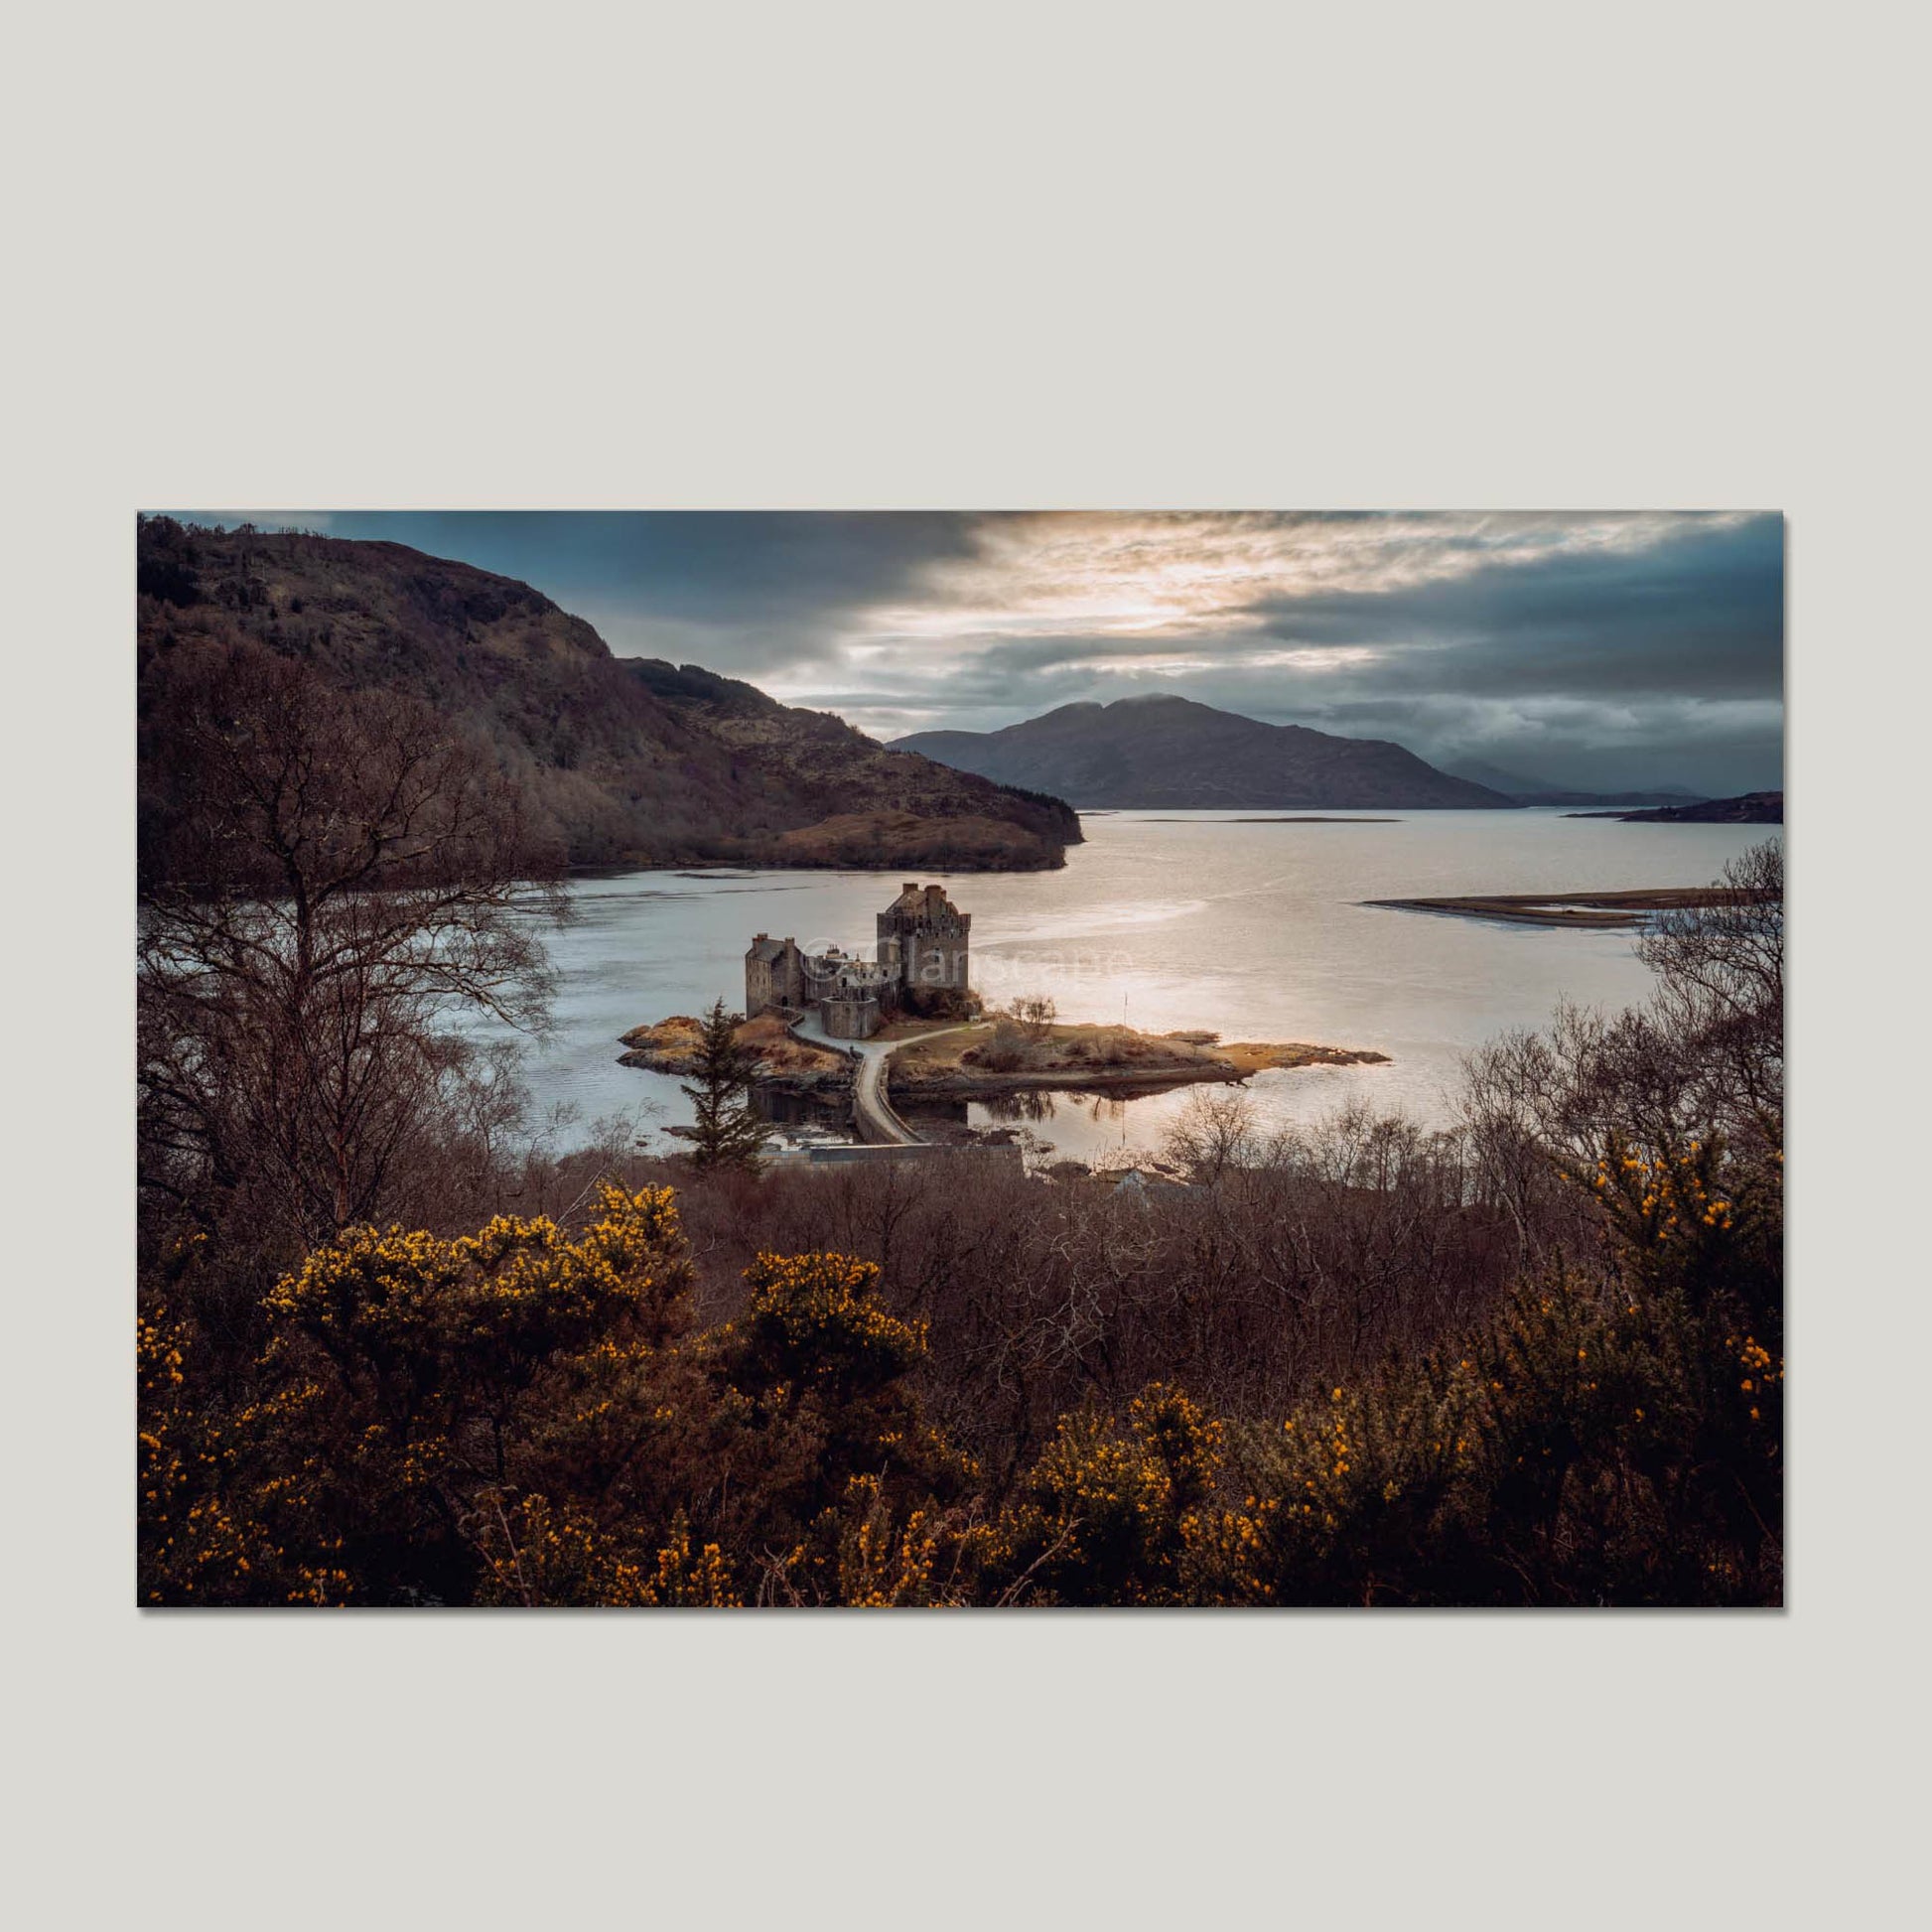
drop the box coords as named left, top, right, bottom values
left=1566, top=791, right=1784, bottom=824
left=890, top=696, right=1516, bottom=810
left=1444, top=759, right=1709, bottom=810
left=137, top=519, right=1080, bottom=877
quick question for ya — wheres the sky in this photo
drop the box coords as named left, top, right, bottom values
left=179, top=510, right=1784, bottom=795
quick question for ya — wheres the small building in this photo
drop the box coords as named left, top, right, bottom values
left=804, top=946, right=895, bottom=1039
left=745, top=934, right=804, bottom=1013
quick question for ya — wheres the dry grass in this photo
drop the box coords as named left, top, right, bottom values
left=890, top=1019, right=1385, bottom=1091
left=619, top=1013, right=844, bottom=1077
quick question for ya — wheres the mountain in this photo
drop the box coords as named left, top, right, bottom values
left=137, top=519, right=1079, bottom=875
left=1445, top=759, right=1708, bottom=810
left=1567, top=790, right=1784, bottom=824
left=891, top=695, right=1517, bottom=810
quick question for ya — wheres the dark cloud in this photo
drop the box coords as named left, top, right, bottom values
left=1237, top=513, right=1783, bottom=704
left=173, top=509, right=1783, bottom=794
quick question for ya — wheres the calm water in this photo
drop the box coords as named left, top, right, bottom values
left=483, top=810, right=1778, bottom=1166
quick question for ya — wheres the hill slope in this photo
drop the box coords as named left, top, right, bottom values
left=1567, top=790, right=1784, bottom=824
left=137, top=519, right=1079, bottom=875
left=1445, top=759, right=1706, bottom=810
left=892, top=695, right=1516, bottom=810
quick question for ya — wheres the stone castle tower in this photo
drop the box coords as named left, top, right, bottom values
left=878, top=882, right=971, bottom=1014
left=744, top=933, right=804, bottom=1015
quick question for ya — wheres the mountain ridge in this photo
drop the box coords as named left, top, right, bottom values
left=1566, top=791, right=1784, bottom=825
left=891, top=695, right=1517, bottom=810
left=1444, top=758, right=1709, bottom=810
left=137, top=519, right=1080, bottom=877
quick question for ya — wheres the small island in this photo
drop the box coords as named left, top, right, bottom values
left=885, top=1019, right=1386, bottom=1097
left=1365, top=885, right=1777, bottom=929
left=621, top=882, right=1387, bottom=1141
left=621, top=1011, right=1384, bottom=1100
left=619, top=1012, right=849, bottom=1088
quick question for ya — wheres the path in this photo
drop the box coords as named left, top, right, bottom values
left=787, top=1013, right=982, bottom=1146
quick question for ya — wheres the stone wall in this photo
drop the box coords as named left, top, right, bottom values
left=820, top=995, right=882, bottom=1040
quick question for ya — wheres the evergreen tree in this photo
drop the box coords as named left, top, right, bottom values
left=680, top=999, right=772, bottom=1171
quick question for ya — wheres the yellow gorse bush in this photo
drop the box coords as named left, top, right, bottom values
left=473, top=1495, right=740, bottom=1608
left=267, top=1184, right=690, bottom=1359
left=140, top=1131, right=1781, bottom=1607
left=985, top=1385, right=1224, bottom=1604
left=1573, top=1131, right=1777, bottom=1309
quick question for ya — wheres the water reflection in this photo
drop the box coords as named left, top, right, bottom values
left=467, top=809, right=1778, bottom=1164
left=973, top=1089, right=1061, bottom=1125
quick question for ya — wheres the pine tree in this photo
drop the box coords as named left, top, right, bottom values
left=679, top=999, right=772, bottom=1171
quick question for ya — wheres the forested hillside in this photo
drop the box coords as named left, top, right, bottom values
left=137, top=517, right=1079, bottom=878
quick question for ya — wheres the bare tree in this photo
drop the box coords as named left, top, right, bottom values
left=1161, top=1086, right=1260, bottom=1184
left=139, top=641, right=566, bottom=1255
left=1637, top=839, right=1783, bottom=1146
left=1011, top=994, right=1058, bottom=1041
left=1459, top=839, right=1785, bottom=1239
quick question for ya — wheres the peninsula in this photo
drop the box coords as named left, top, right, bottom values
left=1564, top=789, right=1783, bottom=824
left=1365, top=885, right=1779, bottom=929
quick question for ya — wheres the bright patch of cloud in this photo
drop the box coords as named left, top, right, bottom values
left=164, top=506, right=1782, bottom=792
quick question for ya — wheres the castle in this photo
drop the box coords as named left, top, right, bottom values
left=746, top=882, right=972, bottom=1039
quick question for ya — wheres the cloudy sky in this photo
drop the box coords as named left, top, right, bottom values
left=185, top=510, right=1784, bottom=794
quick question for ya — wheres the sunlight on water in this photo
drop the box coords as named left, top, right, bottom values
left=471, top=809, right=1779, bottom=1166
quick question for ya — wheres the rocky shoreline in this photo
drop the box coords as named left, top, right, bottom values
left=618, top=1014, right=850, bottom=1091
left=1365, top=886, right=1777, bottom=930
left=1563, top=789, right=1783, bottom=824
left=865, top=1021, right=1384, bottom=1096
left=619, top=1014, right=1387, bottom=1100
